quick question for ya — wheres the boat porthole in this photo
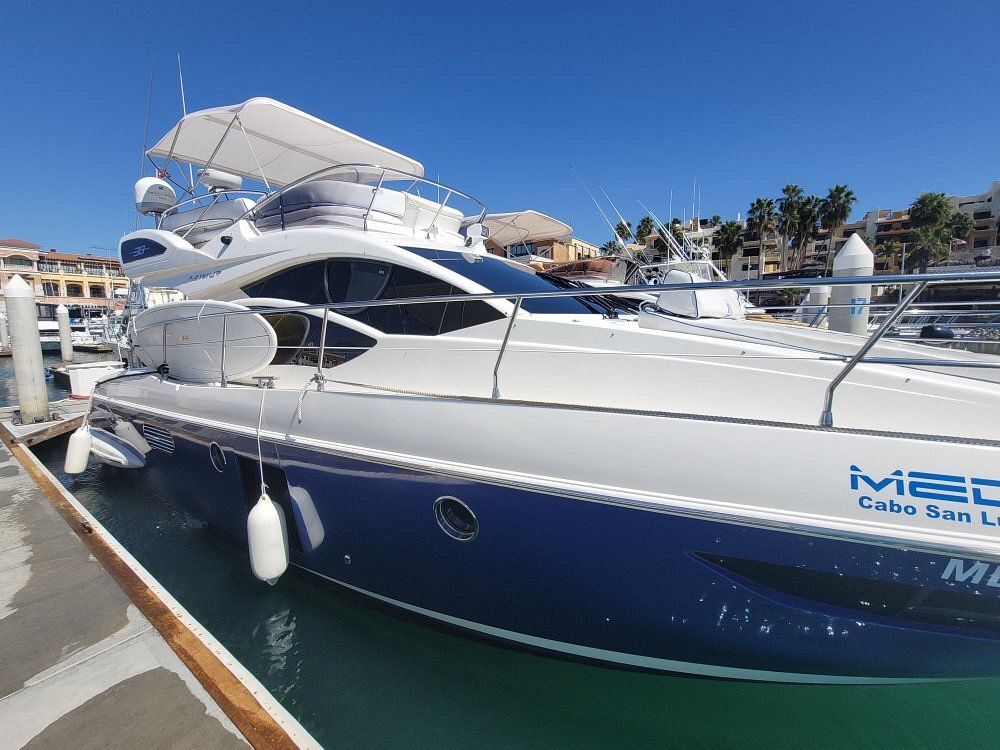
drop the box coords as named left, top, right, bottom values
left=209, top=443, right=227, bottom=472
left=434, top=496, right=478, bottom=542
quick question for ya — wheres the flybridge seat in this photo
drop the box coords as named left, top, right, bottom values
left=159, top=197, right=257, bottom=245
left=252, top=177, right=464, bottom=238
left=646, top=269, right=745, bottom=320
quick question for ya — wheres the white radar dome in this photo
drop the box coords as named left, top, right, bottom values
left=134, top=177, right=176, bottom=215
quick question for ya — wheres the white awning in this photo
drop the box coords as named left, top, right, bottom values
left=147, top=98, right=423, bottom=186
left=475, top=210, right=572, bottom=248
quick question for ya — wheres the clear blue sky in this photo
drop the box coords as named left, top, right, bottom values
left=2, top=0, right=997, bottom=256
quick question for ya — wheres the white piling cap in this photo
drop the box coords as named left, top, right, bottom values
left=4, top=275, right=33, bottom=298
left=56, top=304, right=68, bottom=312
left=833, top=234, right=874, bottom=272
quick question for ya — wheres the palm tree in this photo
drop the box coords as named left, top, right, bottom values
left=793, top=195, right=823, bottom=270
left=909, top=192, right=955, bottom=273
left=746, top=197, right=776, bottom=279
left=820, top=185, right=857, bottom=273
left=947, top=210, right=974, bottom=244
left=776, top=184, right=803, bottom=272
left=634, top=216, right=655, bottom=245
left=910, top=192, right=951, bottom=229
left=714, top=220, right=743, bottom=276
left=614, top=220, right=634, bottom=244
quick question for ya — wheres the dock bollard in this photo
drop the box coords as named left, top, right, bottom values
left=829, top=234, right=874, bottom=335
left=56, top=304, right=74, bottom=362
left=5, top=275, right=50, bottom=423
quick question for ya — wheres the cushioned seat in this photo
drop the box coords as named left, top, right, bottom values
left=159, top=197, right=257, bottom=244
left=253, top=179, right=406, bottom=232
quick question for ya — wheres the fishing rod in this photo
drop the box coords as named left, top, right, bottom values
left=637, top=199, right=689, bottom=261
left=570, top=166, right=628, bottom=250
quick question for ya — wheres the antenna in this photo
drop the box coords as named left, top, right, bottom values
left=139, top=58, right=155, bottom=179
left=571, top=166, right=628, bottom=250
left=177, top=54, right=194, bottom=193
left=136, top=57, right=156, bottom=231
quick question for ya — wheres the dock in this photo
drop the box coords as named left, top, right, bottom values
left=0, top=398, right=88, bottom=447
left=0, top=422, right=317, bottom=748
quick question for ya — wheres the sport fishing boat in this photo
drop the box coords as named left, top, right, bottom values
left=72, top=98, right=1000, bottom=683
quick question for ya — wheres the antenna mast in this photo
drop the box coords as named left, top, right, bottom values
left=177, top=54, right=195, bottom=193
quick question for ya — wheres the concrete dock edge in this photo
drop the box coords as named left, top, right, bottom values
left=1, top=431, right=320, bottom=749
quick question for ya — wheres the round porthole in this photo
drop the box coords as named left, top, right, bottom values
left=434, top=496, right=478, bottom=542
left=209, top=442, right=227, bottom=473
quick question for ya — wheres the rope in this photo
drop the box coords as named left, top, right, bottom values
left=256, top=387, right=267, bottom=495
left=295, top=372, right=336, bottom=423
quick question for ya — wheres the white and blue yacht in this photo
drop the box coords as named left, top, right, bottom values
left=75, top=98, right=1000, bottom=683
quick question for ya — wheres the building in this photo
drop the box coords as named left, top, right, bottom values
left=801, top=181, right=1000, bottom=274
left=0, top=238, right=128, bottom=314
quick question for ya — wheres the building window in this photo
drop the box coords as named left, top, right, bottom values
left=65, top=284, right=84, bottom=297
left=5, top=255, right=33, bottom=269
left=42, top=282, right=60, bottom=296
left=89, top=285, right=106, bottom=298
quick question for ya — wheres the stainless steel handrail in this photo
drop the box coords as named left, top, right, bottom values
left=242, top=163, right=489, bottom=227
left=820, top=281, right=928, bottom=427
left=158, top=190, right=268, bottom=240
left=131, top=269, right=1000, bottom=422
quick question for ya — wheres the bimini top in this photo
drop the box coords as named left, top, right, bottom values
left=147, top=98, right=424, bottom=186
left=478, top=210, right=572, bottom=249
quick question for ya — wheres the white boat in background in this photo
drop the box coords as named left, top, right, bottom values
left=71, top=97, right=1000, bottom=683
left=473, top=210, right=571, bottom=268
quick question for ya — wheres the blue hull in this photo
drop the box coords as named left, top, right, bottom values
left=95, top=407, right=1000, bottom=682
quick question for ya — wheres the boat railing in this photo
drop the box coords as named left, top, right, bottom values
left=139, top=269, right=1000, bottom=428
left=239, top=163, right=489, bottom=233
left=158, top=190, right=269, bottom=241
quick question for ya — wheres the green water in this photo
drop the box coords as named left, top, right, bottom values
left=25, top=435, right=1000, bottom=750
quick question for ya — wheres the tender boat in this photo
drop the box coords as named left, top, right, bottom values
left=74, top=98, right=1000, bottom=683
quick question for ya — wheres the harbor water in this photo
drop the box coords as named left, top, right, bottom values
left=5, top=357, right=1000, bottom=748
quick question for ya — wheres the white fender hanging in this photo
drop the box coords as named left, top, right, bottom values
left=64, top=426, right=93, bottom=474
left=113, top=420, right=152, bottom=454
left=247, top=491, right=289, bottom=584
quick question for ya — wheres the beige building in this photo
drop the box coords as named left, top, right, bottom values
left=0, top=238, right=127, bottom=313
left=801, top=180, right=1000, bottom=274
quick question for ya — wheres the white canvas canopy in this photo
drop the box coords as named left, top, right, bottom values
left=477, top=210, right=572, bottom=249
left=147, top=98, right=424, bottom=187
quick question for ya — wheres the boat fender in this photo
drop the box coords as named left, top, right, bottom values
left=114, top=420, right=152, bottom=454
left=288, top=485, right=326, bottom=552
left=247, top=491, right=289, bottom=585
left=89, top=428, right=147, bottom=469
left=64, top=427, right=92, bottom=474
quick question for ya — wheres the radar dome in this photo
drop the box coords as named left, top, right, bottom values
left=134, top=177, right=176, bottom=215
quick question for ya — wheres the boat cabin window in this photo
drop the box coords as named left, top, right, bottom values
left=245, top=261, right=328, bottom=305
left=244, top=259, right=504, bottom=336
left=260, top=311, right=376, bottom=367
left=405, top=248, right=603, bottom=315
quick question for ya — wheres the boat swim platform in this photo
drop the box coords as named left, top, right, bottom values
left=0, top=430, right=319, bottom=748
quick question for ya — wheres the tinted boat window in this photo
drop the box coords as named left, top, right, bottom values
left=244, top=259, right=504, bottom=335
left=261, top=310, right=375, bottom=367
left=405, top=247, right=599, bottom=314
left=244, top=260, right=328, bottom=303
left=327, top=259, right=502, bottom=335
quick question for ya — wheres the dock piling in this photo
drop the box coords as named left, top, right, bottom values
left=6, top=275, right=50, bottom=423
left=57, top=304, right=74, bottom=362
